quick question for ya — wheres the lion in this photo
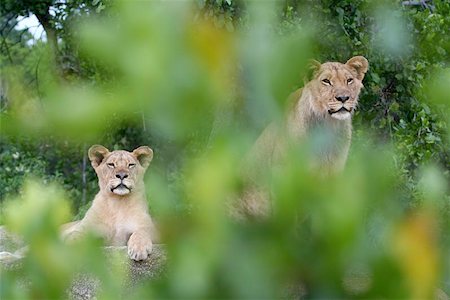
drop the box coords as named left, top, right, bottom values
left=61, top=145, right=158, bottom=261
left=232, top=56, right=369, bottom=219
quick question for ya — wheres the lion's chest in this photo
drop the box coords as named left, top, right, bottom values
left=104, top=208, right=141, bottom=246
left=110, top=221, right=137, bottom=246
left=308, top=121, right=351, bottom=172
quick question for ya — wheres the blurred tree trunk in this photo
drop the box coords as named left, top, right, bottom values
left=34, top=7, right=61, bottom=73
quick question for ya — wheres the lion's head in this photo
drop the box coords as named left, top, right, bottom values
left=88, top=145, right=153, bottom=196
left=309, top=56, right=368, bottom=121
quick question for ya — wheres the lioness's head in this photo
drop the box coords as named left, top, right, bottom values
left=311, top=56, right=368, bottom=121
left=88, top=145, right=153, bottom=196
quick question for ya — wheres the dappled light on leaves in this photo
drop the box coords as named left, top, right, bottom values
left=392, top=213, right=439, bottom=299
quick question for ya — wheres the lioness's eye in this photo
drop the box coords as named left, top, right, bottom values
left=322, top=79, right=331, bottom=85
left=128, top=163, right=136, bottom=168
left=347, top=78, right=353, bottom=84
left=107, top=163, right=115, bottom=168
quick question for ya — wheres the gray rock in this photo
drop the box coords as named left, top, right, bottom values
left=104, top=245, right=167, bottom=281
left=68, top=274, right=101, bottom=300
left=0, top=226, right=26, bottom=268
left=0, top=225, right=25, bottom=253
left=68, top=245, right=167, bottom=300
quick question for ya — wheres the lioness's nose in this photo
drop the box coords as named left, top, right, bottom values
left=116, top=172, right=128, bottom=180
left=336, top=95, right=350, bottom=103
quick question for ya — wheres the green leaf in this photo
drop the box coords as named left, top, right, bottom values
left=372, top=73, right=380, bottom=84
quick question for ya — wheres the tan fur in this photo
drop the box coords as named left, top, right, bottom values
left=61, top=145, right=158, bottom=261
left=233, top=56, right=369, bottom=219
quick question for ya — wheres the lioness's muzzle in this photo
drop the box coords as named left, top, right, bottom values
left=328, top=107, right=352, bottom=115
left=111, top=183, right=130, bottom=192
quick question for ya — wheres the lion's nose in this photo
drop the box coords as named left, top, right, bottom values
left=116, top=172, right=128, bottom=180
left=335, top=95, right=350, bottom=103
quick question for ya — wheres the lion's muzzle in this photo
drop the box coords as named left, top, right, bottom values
left=111, top=183, right=130, bottom=191
left=328, top=106, right=352, bottom=115
left=109, top=178, right=133, bottom=196
left=328, top=106, right=353, bottom=121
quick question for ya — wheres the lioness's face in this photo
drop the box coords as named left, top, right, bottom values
left=88, top=145, right=153, bottom=196
left=313, top=56, right=368, bottom=121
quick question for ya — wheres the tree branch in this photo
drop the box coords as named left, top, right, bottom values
left=402, top=0, right=434, bottom=11
left=34, top=10, right=59, bottom=55
left=0, top=37, right=14, bottom=64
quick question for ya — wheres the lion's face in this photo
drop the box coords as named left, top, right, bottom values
left=88, top=145, right=153, bottom=196
left=311, top=56, right=368, bottom=121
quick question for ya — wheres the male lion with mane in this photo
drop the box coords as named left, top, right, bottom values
left=62, top=145, right=158, bottom=261
left=232, top=56, right=369, bottom=219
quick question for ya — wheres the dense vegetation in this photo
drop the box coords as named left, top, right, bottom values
left=1, top=0, right=449, bottom=298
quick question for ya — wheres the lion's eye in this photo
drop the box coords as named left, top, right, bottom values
left=128, top=163, right=136, bottom=168
left=347, top=78, right=353, bottom=84
left=107, top=163, right=115, bottom=168
left=322, top=79, right=331, bottom=85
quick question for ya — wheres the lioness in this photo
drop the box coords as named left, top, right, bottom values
left=234, top=56, right=369, bottom=219
left=62, top=145, right=158, bottom=261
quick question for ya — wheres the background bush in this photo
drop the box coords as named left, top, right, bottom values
left=0, top=0, right=449, bottom=298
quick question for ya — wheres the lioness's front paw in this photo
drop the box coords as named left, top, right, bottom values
left=127, top=234, right=153, bottom=261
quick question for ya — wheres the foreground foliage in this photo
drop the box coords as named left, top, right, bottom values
left=1, top=0, right=449, bottom=298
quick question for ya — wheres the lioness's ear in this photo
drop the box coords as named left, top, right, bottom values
left=308, top=59, right=322, bottom=78
left=133, top=146, right=153, bottom=169
left=346, top=56, right=369, bottom=80
left=88, top=145, right=110, bottom=168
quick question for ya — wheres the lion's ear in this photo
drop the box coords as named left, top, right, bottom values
left=308, top=59, right=322, bottom=78
left=309, top=59, right=321, bottom=71
left=346, top=56, right=369, bottom=80
left=88, top=145, right=110, bottom=168
left=133, top=146, right=153, bottom=169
